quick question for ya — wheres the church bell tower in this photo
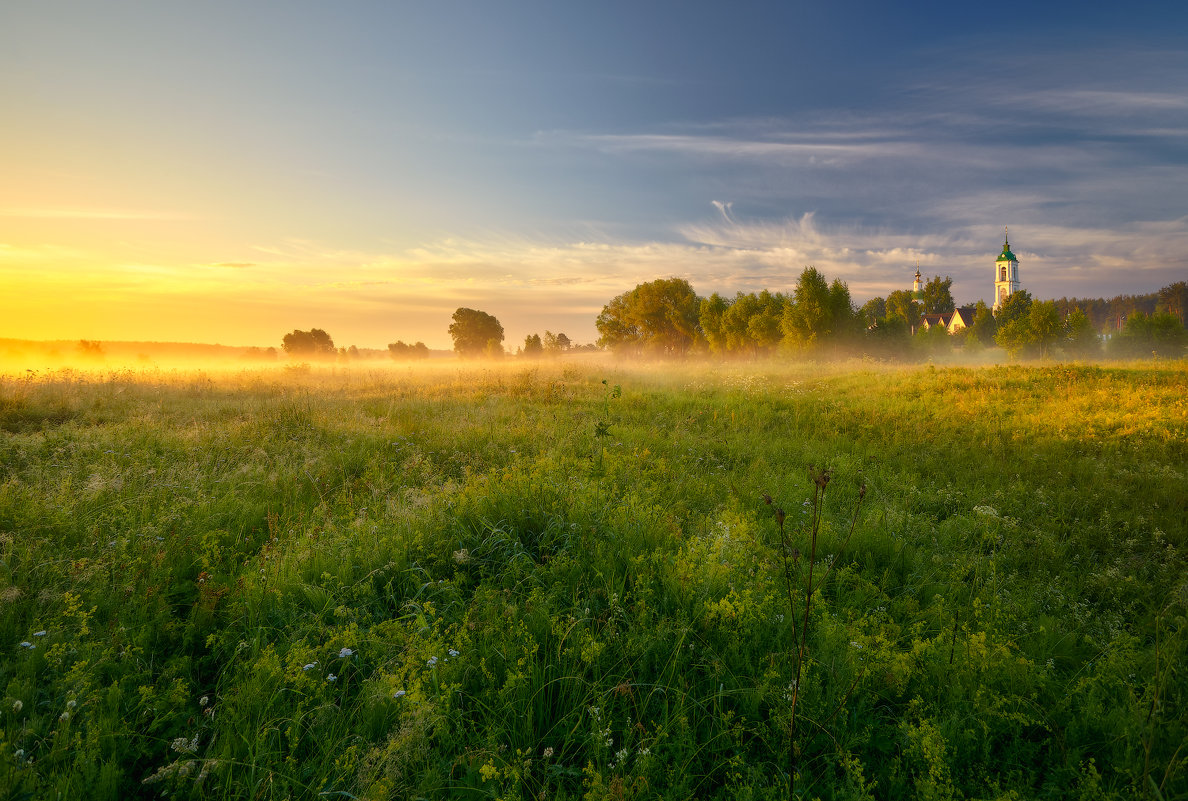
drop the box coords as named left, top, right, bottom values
left=993, top=228, right=1020, bottom=313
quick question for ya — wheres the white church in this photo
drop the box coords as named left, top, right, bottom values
left=992, top=229, right=1021, bottom=312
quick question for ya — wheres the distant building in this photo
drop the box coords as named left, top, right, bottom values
left=947, top=306, right=976, bottom=333
left=918, top=312, right=950, bottom=331
left=909, top=232, right=1018, bottom=334
left=993, top=229, right=1021, bottom=312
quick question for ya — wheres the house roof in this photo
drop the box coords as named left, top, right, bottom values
left=919, top=312, right=953, bottom=328
left=950, top=307, right=976, bottom=327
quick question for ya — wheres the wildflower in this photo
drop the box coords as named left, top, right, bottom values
left=393, top=689, right=406, bottom=698
left=171, top=735, right=199, bottom=754
left=543, top=746, right=554, bottom=758
left=338, top=647, right=353, bottom=658
left=453, top=548, right=470, bottom=564
left=33, top=630, right=46, bottom=637
left=199, top=696, right=209, bottom=707
left=19, top=642, right=33, bottom=649
left=60, top=711, right=70, bottom=721
left=448, top=648, right=460, bottom=658
left=12, top=700, right=22, bottom=713
left=327, top=674, right=337, bottom=682
left=67, top=699, right=77, bottom=709
left=302, top=663, right=317, bottom=671
left=427, top=656, right=438, bottom=668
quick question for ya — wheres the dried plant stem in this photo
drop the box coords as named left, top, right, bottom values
left=782, top=469, right=865, bottom=801
left=789, top=475, right=824, bottom=800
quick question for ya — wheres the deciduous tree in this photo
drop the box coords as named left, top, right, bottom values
left=388, top=340, right=430, bottom=360
left=449, top=308, right=504, bottom=358
left=1062, top=309, right=1099, bottom=359
left=885, top=290, right=920, bottom=326
left=523, top=333, right=543, bottom=357
left=922, top=275, right=955, bottom=315
left=596, top=278, right=701, bottom=356
left=282, top=328, right=336, bottom=359
left=1029, top=300, right=1062, bottom=359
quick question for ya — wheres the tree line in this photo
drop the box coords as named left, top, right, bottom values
left=280, top=276, right=1186, bottom=364
left=281, top=328, right=431, bottom=362
left=594, top=271, right=1187, bottom=360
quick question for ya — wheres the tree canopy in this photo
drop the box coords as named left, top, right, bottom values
left=1110, top=311, right=1187, bottom=359
left=522, top=333, right=543, bottom=357
left=922, top=275, right=955, bottom=315
left=448, top=308, right=504, bottom=358
left=388, top=340, right=430, bottom=360
left=885, top=290, right=920, bottom=327
left=596, top=278, right=701, bottom=355
left=282, top=328, right=336, bottom=359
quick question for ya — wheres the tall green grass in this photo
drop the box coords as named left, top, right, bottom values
left=1, top=360, right=1185, bottom=799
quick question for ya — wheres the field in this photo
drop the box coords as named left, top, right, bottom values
left=1, top=359, right=1185, bottom=800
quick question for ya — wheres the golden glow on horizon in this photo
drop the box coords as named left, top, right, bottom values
left=5, top=208, right=1182, bottom=352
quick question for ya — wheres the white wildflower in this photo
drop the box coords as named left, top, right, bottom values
left=59, top=711, right=70, bottom=722
left=199, top=696, right=209, bottom=707
left=67, top=699, right=77, bottom=709
left=448, top=649, right=459, bottom=658
left=12, top=700, right=22, bottom=713
left=338, top=647, right=353, bottom=658
left=19, top=642, right=33, bottom=649
left=543, top=747, right=554, bottom=758
left=427, top=656, right=438, bottom=668
left=171, top=736, right=199, bottom=754
left=33, top=630, right=46, bottom=637
left=393, top=689, right=406, bottom=698
left=327, top=674, right=337, bottom=682
left=302, top=663, right=317, bottom=671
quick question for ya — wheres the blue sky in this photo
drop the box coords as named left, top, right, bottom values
left=2, top=1, right=1186, bottom=348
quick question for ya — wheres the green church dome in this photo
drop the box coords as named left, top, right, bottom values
left=997, top=231, right=1017, bottom=262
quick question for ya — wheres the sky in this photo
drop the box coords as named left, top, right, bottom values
left=2, top=1, right=1187, bottom=350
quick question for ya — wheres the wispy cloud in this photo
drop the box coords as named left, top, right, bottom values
left=554, top=132, right=919, bottom=165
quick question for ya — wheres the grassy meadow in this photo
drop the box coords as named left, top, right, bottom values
left=1, top=358, right=1185, bottom=800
